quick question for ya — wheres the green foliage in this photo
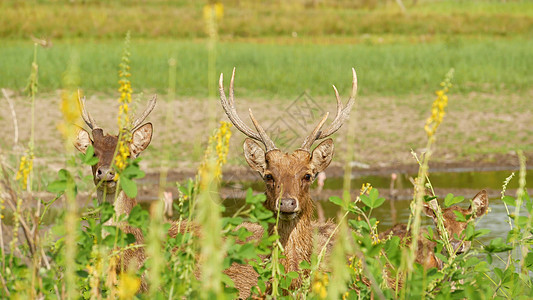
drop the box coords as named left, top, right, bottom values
left=444, top=193, right=465, bottom=207
left=118, top=157, right=145, bottom=198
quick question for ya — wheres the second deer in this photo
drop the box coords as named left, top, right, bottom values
left=379, top=190, right=489, bottom=288
left=74, top=95, right=156, bottom=281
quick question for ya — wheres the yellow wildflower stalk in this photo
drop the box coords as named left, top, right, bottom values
left=403, top=69, right=454, bottom=295
left=197, top=121, right=232, bottom=189
left=424, top=69, right=454, bottom=138
left=58, top=53, right=81, bottom=151
left=194, top=121, right=231, bottom=298
left=115, top=31, right=133, bottom=175
left=15, top=150, right=34, bottom=190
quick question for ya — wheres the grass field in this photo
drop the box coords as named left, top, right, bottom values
left=1, top=1, right=532, bottom=299
left=1, top=0, right=533, bottom=40
left=1, top=38, right=532, bottom=97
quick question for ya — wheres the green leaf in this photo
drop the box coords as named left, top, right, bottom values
left=122, top=164, right=145, bottom=179
left=465, top=222, right=474, bottom=240
left=81, top=146, right=99, bottom=166
left=502, top=196, right=517, bottom=206
left=100, top=202, right=114, bottom=223
left=444, top=193, right=454, bottom=206
left=299, top=260, right=311, bottom=270
left=128, top=205, right=149, bottom=229
left=120, top=176, right=137, bottom=198
left=58, top=169, right=69, bottom=180
left=516, top=216, right=529, bottom=228
left=329, top=196, right=343, bottom=207
left=525, top=252, right=533, bottom=268
left=484, top=238, right=513, bottom=253
left=445, top=194, right=464, bottom=207
left=286, top=271, right=299, bottom=279
left=47, top=180, right=66, bottom=194
left=361, top=189, right=386, bottom=209
left=473, top=228, right=491, bottom=238
left=453, top=210, right=467, bottom=222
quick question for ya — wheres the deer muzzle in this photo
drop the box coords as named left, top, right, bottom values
left=277, top=198, right=299, bottom=219
left=95, top=166, right=116, bottom=188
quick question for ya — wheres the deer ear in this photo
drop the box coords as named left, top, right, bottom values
left=469, top=190, right=489, bottom=218
left=130, top=123, right=153, bottom=158
left=423, top=199, right=438, bottom=219
left=310, top=139, right=334, bottom=174
left=243, top=139, right=266, bottom=175
left=74, top=128, right=92, bottom=154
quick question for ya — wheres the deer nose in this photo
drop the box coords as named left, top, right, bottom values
left=95, top=166, right=115, bottom=181
left=278, top=198, right=298, bottom=213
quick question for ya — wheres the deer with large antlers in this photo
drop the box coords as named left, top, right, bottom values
left=219, top=67, right=357, bottom=295
left=74, top=95, right=156, bottom=280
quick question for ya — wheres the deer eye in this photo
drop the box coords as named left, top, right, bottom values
left=303, top=174, right=312, bottom=181
left=264, top=174, right=274, bottom=182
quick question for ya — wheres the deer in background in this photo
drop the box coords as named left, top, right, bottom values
left=379, top=190, right=489, bottom=287
left=74, top=95, right=156, bottom=278
left=219, top=67, right=357, bottom=294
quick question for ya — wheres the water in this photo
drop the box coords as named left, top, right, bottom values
left=221, top=168, right=532, bottom=250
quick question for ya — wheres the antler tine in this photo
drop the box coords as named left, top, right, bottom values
left=299, top=112, right=329, bottom=151
left=317, top=68, right=357, bottom=139
left=249, top=108, right=277, bottom=152
left=132, top=94, right=157, bottom=130
left=219, top=69, right=270, bottom=145
left=300, top=68, right=358, bottom=151
left=77, top=90, right=98, bottom=130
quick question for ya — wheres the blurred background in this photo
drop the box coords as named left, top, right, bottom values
left=0, top=0, right=531, bottom=205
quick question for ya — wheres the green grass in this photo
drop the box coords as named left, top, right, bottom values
left=1, top=0, right=532, bottom=40
left=1, top=38, right=532, bottom=97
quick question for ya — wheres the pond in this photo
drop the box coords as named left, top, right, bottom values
left=221, top=168, right=532, bottom=252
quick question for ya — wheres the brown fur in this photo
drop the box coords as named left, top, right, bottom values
left=218, top=67, right=356, bottom=298
left=235, top=139, right=338, bottom=296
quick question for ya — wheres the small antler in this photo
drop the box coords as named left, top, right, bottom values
left=219, top=68, right=277, bottom=152
left=300, top=68, right=357, bottom=152
left=78, top=90, right=98, bottom=130
left=132, top=95, right=157, bottom=130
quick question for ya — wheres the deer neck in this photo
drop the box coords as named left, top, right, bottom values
left=97, top=189, right=137, bottom=216
left=269, top=214, right=313, bottom=273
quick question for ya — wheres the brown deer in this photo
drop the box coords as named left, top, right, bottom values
left=74, top=95, right=156, bottom=277
left=218, top=67, right=357, bottom=295
left=379, top=190, right=489, bottom=287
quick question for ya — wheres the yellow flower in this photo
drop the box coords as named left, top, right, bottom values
left=117, top=273, right=140, bottom=299
left=424, top=69, right=454, bottom=138
left=203, top=3, right=224, bottom=21
left=15, top=150, right=34, bottom=189
left=198, top=122, right=232, bottom=189
left=312, top=272, right=329, bottom=299
left=115, top=32, right=133, bottom=174
left=360, top=183, right=372, bottom=195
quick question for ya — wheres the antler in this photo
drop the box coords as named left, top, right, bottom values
left=132, top=95, right=157, bottom=130
left=219, top=68, right=277, bottom=152
left=78, top=90, right=99, bottom=130
left=300, top=68, right=358, bottom=152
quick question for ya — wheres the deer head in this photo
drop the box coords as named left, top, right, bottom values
left=74, top=95, right=156, bottom=196
left=219, top=68, right=357, bottom=223
left=423, top=190, right=489, bottom=254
